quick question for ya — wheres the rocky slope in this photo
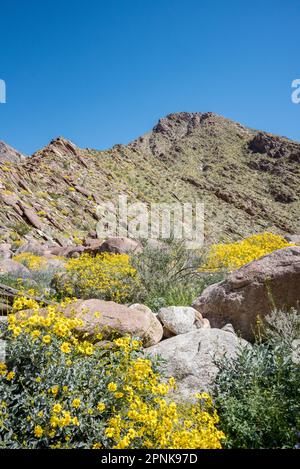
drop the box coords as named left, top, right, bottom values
left=0, top=112, right=299, bottom=247
left=0, top=141, right=26, bottom=164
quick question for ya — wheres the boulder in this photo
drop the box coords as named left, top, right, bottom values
left=285, top=234, right=300, bottom=245
left=83, top=239, right=105, bottom=255
left=16, top=242, right=48, bottom=256
left=221, top=323, right=235, bottom=334
left=49, top=240, right=104, bottom=258
left=99, top=237, right=142, bottom=255
left=0, top=259, right=31, bottom=278
left=64, top=299, right=163, bottom=347
left=18, top=204, right=44, bottom=231
left=192, top=246, right=300, bottom=340
left=0, top=244, right=12, bottom=260
left=49, top=245, right=85, bottom=258
left=158, top=306, right=195, bottom=336
left=158, top=306, right=210, bottom=338
left=128, top=304, right=163, bottom=346
left=147, top=328, right=249, bottom=401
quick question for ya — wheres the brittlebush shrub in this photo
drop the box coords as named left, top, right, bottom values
left=0, top=298, right=225, bottom=449
left=54, top=253, right=140, bottom=303
left=13, top=253, right=48, bottom=270
left=201, top=232, right=293, bottom=272
left=11, top=253, right=65, bottom=293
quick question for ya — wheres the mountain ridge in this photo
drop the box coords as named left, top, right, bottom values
left=0, top=112, right=299, bottom=248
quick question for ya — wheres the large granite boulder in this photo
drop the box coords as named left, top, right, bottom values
left=158, top=306, right=210, bottom=337
left=193, top=246, right=300, bottom=340
left=64, top=299, right=163, bottom=347
left=147, top=328, right=249, bottom=401
left=0, top=259, right=31, bottom=279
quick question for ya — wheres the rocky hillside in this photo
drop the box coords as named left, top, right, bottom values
left=0, top=112, right=299, bottom=247
left=0, top=141, right=26, bottom=164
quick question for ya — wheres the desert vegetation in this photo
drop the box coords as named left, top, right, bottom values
left=0, top=231, right=299, bottom=448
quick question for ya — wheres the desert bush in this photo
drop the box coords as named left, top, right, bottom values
left=53, top=253, right=140, bottom=303
left=0, top=299, right=225, bottom=449
left=201, top=232, right=292, bottom=272
left=13, top=252, right=48, bottom=270
left=131, top=240, right=224, bottom=311
left=9, top=221, right=31, bottom=237
left=4, top=253, right=64, bottom=295
left=214, top=309, right=300, bottom=448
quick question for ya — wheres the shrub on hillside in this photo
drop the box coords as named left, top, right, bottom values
left=13, top=252, right=48, bottom=270
left=0, top=298, right=225, bottom=449
left=201, top=232, right=292, bottom=272
left=4, top=252, right=64, bottom=294
left=214, top=309, right=300, bottom=448
left=53, top=253, right=140, bottom=303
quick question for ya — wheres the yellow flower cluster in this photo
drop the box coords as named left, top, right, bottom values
left=102, top=337, right=225, bottom=449
left=2, top=302, right=225, bottom=449
left=201, top=232, right=293, bottom=272
left=8, top=299, right=92, bottom=357
left=58, top=253, right=139, bottom=302
left=12, top=252, right=48, bottom=270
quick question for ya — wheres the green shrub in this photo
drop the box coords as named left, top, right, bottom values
left=214, top=309, right=300, bottom=448
left=131, top=240, right=224, bottom=310
left=9, top=221, right=31, bottom=237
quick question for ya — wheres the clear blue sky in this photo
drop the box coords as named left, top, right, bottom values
left=0, top=0, right=300, bottom=155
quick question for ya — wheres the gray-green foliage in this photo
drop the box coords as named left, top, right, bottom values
left=131, top=240, right=224, bottom=311
left=214, top=309, right=300, bottom=449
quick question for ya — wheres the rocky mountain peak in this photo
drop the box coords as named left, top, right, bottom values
left=32, top=137, right=80, bottom=159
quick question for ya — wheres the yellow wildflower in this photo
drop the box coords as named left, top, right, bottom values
left=6, top=371, right=15, bottom=381
left=107, top=382, right=117, bottom=392
left=52, top=403, right=62, bottom=414
left=71, top=399, right=81, bottom=409
left=34, top=425, right=43, bottom=438
left=60, top=342, right=71, bottom=354
left=97, top=402, right=106, bottom=412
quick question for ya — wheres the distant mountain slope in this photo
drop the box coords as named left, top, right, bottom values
left=0, top=112, right=299, bottom=247
left=0, top=141, right=26, bottom=164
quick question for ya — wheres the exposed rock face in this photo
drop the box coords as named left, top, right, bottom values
left=192, top=246, right=300, bottom=340
left=63, top=299, right=163, bottom=347
left=0, top=244, right=12, bottom=260
left=16, top=242, right=50, bottom=256
left=285, top=234, right=300, bottom=245
left=50, top=245, right=85, bottom=258
left=0, top=141, right=26, bottom=163
left=18, top=203, right=44, bottom=230
left=98, top=237, right=142, bottom=255
left=0, top=259, right=31, bottom=278
left=249, top=132, right=300, bottom=162
left=128, top=303, right=163, bottom=346
left=147, top=328, right=250, bottom=401
left=157, top=306, right=209, bottom=337
left=32, top=137, right=81, bottom=159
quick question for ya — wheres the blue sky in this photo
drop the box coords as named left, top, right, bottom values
left=0, top=0, right=299, bottom=155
